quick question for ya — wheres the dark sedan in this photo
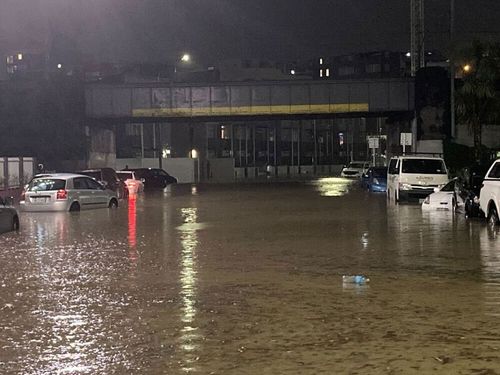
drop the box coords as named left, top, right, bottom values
left=126, top=168, right=177, bottom=189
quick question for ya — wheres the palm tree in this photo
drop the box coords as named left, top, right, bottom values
left=455, top=41, right=500, bottom=162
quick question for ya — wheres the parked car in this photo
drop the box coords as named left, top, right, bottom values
left=361, top=167, right=387, bottom=192
left=127, top=168, right=177, bottom=189
left=387, top=156, right=449, bottom=202
left=20, top=174, right=119, bottom=212
left=421, top=178, right=465, bottom=211
left=78, top=168, right=128, bottom=199
left=117, top=170, right=144, bottom=195
left=479, top=159, right=500, bottom=226
left=341, top=161, right=371, bottom=178
left=0, top=196, right=19, bottom=234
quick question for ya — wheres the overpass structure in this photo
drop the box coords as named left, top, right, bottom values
left=84, top=78, right=415, bottom=181
left=85, top=78, right=414, bottom=121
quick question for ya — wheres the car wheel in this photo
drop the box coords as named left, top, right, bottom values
left=12, top=216, right=19, bottom=231
left=109, top=198, right=118, bottom=208
left=488, top=206, right=499, bottom=227
left=69, top=202, right=80, bottom=212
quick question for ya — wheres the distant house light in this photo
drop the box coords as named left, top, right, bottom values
left=6, top=56, right=14, bottom=64
left=319, top=58, right=323, bottom=65
left=290, top=69, right=296, bottom=75
left=405, top=52, right=411, bottom=58
left=17, top=53, right=23, bottom=61
left=319, top=69, right=323, bottom=78
left=325, top=68, right=330, bottom=77
left=57, top=63, right=62, bottom=69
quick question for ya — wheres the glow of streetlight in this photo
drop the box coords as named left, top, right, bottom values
left=463, top=64, right=471, bottom=73
left=181, top=54, right=191, bottom=63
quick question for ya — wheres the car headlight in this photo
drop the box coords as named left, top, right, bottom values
left=400, top=183, right=412, bottom=191
left=423, top=196, right=430, bottom=204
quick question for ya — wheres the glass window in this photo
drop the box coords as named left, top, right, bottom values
left=388, top=159, right=398, bottom=174
left=28, top=179, right=66, bottom=191
left=85, top=178, right=104, bottom=190
left=401, top=159, right=447, bottom=174
left=440, top=180, right=455, bottom=192
left=487, top=162, right=500, bottom=179
left=117, top=172, right=133, bottom=181
left=73, top=177, right=89, bottom=189
left=372, top=168, right=387, bottom=177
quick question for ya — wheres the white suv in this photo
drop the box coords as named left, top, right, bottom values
left=479, top=159, right=500, bottom=226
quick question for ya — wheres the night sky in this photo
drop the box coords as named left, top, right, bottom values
left=1, top=0, right=499, bottom=64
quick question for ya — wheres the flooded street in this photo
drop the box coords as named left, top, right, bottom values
left=1, top=178, right=500, bottom=374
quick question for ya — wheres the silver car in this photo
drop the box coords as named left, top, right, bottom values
left=0, top=196, right=19, bottom=234
left=20, top=173, right=119, bottom=212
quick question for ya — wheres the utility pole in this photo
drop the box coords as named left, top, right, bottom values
left=410, top=0, right=425, bottom=76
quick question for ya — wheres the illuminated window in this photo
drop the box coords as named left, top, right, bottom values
left=319, top=69, right=323, bottom=78
left=325, top=68, right=330, bottom=77
left=220, top=125, right=230, bottom=140
left=17, top=53, right=23, bottom=61
left=6, top=56, right=14, bottom=64
left=319, top=58, right=323, bottom=65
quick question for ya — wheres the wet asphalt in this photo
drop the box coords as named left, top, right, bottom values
left=1, top=178, right=500, bottom=374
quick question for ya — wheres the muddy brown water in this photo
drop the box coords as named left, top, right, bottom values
left=1, top=178, right=500, bottom=374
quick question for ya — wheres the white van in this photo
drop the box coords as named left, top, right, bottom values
left=387, top=156, right=449, bottom=202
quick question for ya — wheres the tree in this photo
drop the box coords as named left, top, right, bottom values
left=455, top=40, right=500, bottom=162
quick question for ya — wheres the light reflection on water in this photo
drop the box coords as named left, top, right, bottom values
left=177, top=207, right=201, bottom=372
left=480, top=226, right=500, bottom=317
left=310, top=177, right=354, bottom=197
left=3, top=182, right=500, bottom=373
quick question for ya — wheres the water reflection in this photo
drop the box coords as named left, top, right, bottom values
left=310, top=177, right=353, bottom=197
left=177, top=207, right=201, bottom=372
left=480, top=226, right=500, bottom=317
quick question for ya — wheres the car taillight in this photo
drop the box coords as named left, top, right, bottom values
left=56, top=189, right=68, bottom=200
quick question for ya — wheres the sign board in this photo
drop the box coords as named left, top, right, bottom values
left=400, top=132, right=413, bottom=146
left=368, top=137, right=379, bottom=149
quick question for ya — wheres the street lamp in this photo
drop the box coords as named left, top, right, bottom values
left=181, top=54, right=191, bottom=63
left=463, top=64, right=472, bottom=73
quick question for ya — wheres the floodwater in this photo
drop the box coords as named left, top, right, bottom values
left=1, top=178, right=500, bottom=374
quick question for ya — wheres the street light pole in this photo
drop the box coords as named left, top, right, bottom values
left=450, top=0, right=456, bottom=139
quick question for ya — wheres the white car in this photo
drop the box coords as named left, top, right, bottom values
left=341, top=161, right=370, bottom=178
left=479, top=159, right=500, bottom=226
left=0, top=196, right=19, bottom=234
left=117, top=171, right=144, bottom=195
left=422, top=178, right=464, bottom=211
left=387, top=156, right=449, bottom=202
left=20, top=173, right=118, bottom=212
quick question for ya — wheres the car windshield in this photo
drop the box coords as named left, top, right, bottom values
left=81, top=171, right=101, bottom=180
left=28, top=178, right=66, bottom=191
left=372, top=168, right=387, bottom=177
left=487, top=162, right=500, bottom=178
left=349, top=163, right=365, bottom=169
left=440, top=180, right=455, bottom=192
left=117, top=172, right=133, bottom=181
left=401, top=159, right=447, bottom=174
